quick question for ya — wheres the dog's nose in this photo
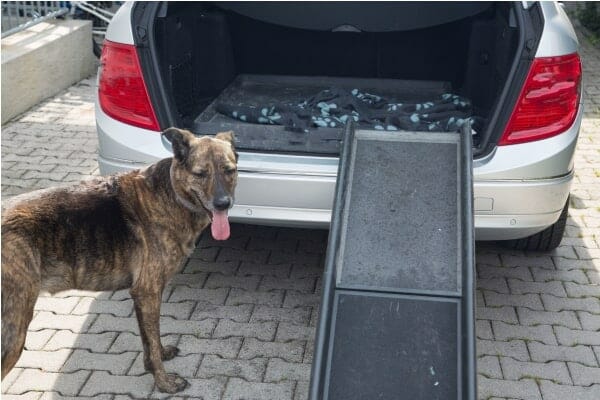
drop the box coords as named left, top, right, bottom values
left=213, top=196, right=231, bottom=211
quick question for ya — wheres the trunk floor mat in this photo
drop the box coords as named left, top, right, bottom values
left=192, top=74, right=456, bottom=154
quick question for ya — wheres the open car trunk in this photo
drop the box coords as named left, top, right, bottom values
left=145, top=2, right=530, bottom=156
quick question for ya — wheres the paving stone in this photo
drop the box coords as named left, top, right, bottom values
left=477, top=320, right=494, bottom=340
left=213, top=320, right=277, bottom=341
left=39, top=393, right=112, bottom=400
left=128, top=352, right=201, bottom=377
left=500, top=357, right=571, bottom=384
left=80, top=371, right=154, bottom=397
left=34, top=297, right=80, bottom=314
left=159, top=301, right=196, bottom=320
left=477, top=339, right=529, bottom=361
left=578, top=311, right=600, bottom=331
left=184, top=259, right=239, bottom=275
left=290, top=264, right=324, bottom=278
left=283, top=292, right=321, bottom=308
left=72, top=298, right=133, bottom=317
left=477, top=376, right=541, bottom=400
left=239, top=338, right=305, bottom=362
left=303, top=340, right=314, bottom=364
left=247, top=236, right=297, bottom=252
left=197, top=355, right=267, bottom=381
left=169, top=272, right=208, bottom=288
left=555, top=326, right=600, bottom=346
left=226, top=288, right=284, bottom=307
left=25, top=329, right=56, bottom=350
left=530, top=267, right=589, bottom=284
left=473, top=356, right=502, bottom=380
left=150, top=377, right=227, bottom=400
left=484, top=291, right=544, bottom=310
left=44, top=331, right=118, bottom=352
left=294, top=380, right=309, bottom=400
left=191, top=303, right=253, bottom=323
left=541, top=294, right=600, bottom=313
left=179, top=336, right=242, bottom=358
left=539, top=380, right=600, bottom=400
left=477, top=277, right=510, bottom=293
left=554, top=257, right=600, bottom=271
left=501, top=254, right=554, bottom=269
left=108, top=332, right=179, bottom=354
left=259, top=277, right=316, bottom=293
left=15, top=349, right=72, bottom=372
left=508, top=279, right=567, bottom=297
left=1, top=368, right=23, bottom=393
left=476, top=306, right=518, bottom=323
left=269, top=250, right=321, bottom=267
left=205, top=273, right=261, bottom=291
left=564, top=282, right=600, bottom=298
left=517, top=308, right=581, bottom=329
left=218, top=248, right=269, bottom=264
left=29, top=312, right=93, bottom=333
left=276, top=323, right=316, bottom=342
left=589, top=271, right=600, bottom=285
left=492, top=321, right=557, bottom=345
left=61, top=349, right=137, bottom=374
left=251, top=305, right=311, bottom=325
left=237, top=262, right=292, bottom=278
left=189, top=246, right=220, bottom=262
left=567, top=362, right=600, bottom=386
left=2, top=393, right=42, bottom=400
left=222, top=377, right=294, bottom=400
left=7, top=369, right=90, bottom=397
left=168, top=287, right=229, bottom=304
left=265, top=358, right=312, bottom=382
left=89, top=314, right=216, bottom=337
left=528, top=341, right=598, bottom=367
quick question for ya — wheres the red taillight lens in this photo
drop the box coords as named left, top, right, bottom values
left=99, top=40, right=160, bottom=131
left=499, top=53, right=581, bottom=145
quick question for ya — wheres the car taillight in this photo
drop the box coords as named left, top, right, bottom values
left=499, top=53, right=581, bottom=146
left=98, top=40, right=160, bottom=131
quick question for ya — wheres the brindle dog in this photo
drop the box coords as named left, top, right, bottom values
left=1, top=128, right=238, bottom=393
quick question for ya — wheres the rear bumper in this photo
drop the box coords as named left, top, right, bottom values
left=100, top=149, right=572, bottom=240
left=96, top=101, right=579, bottom=241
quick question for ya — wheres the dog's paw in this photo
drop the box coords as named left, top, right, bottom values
left=155, top=373, right=189, bottom=394
left=162, top=345, right=180, bottom=361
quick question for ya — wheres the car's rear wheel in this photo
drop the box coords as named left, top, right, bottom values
left=502, top=196, right=569, bottom=251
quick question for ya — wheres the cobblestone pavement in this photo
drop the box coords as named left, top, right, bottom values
left=2, top=14, right=600, bottom=400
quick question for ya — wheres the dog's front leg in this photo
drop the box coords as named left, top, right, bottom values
left=130, top=285, right=188, bottom=393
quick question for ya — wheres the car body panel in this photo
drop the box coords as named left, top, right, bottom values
left=97, top=1, right=581, bottom=241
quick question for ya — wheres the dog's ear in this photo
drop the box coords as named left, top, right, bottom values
left=215, top=131, right=238, bottom=161
left=163, top=127, right=193, bottom=163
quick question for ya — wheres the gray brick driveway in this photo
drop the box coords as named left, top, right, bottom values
left=1, top=14, right=599, bottom=400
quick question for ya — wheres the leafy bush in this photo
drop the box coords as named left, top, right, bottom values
left=578, top=2, right=600, bottom=36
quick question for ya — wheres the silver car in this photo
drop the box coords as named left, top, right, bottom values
left=96, top=1, right=582, bottom=250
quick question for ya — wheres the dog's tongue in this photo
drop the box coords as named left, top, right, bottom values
left=211, top=210, right=230, bottom=240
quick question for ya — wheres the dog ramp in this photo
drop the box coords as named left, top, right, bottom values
left=309, top=123, right=476, bottom=400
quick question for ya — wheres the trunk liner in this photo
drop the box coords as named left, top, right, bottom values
left=192, top=74, right=451, bottom=154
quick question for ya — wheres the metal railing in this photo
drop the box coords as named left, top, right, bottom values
left=1, top=1, right=69, bottom=38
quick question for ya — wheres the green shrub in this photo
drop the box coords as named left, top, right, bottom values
left=578, top=2, right=600, bottom=36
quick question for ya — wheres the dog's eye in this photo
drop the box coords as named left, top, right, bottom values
left=194, top=170, right=208, bottom=178
left=224, top=167, right=236, bottom=175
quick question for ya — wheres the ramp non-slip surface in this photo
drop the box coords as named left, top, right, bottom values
left=338, top=132, right=461, bottom=295
left=327, top=292, right=459, bottom=400
left=310, top=124, right=475, bottom=400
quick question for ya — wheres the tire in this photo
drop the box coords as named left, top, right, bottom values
left=502, top=196, right=569, bottom=252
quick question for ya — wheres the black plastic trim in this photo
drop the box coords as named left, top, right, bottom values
left=474, top=2, right=543, bottom=158
left=131, top=1, right=175, bottom=130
